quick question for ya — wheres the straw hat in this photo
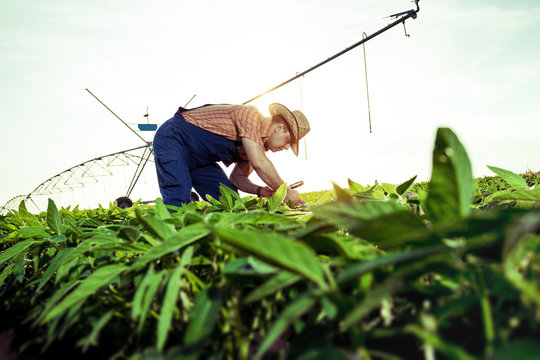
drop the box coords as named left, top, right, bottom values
left=268, top=103, right=310, bottom=156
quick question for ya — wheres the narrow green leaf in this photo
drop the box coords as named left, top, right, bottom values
left=36, top=247, right=77, bottom=292
left=132, top=223, right=209, bottom=270
left=348, top=178, right=367, bottom=194
left=492, top=339, right=540, bottom=360
left=76, top=310, right=114, bottom=352
left=43, top=264, right=127, bottom=323
left=244, top=271, right=301, bottom=303
left=268, top=183, right=288, bottom=212
left=313, top=199, right=429, bottom=249
left=337, top=247, right=446, bottom=284
left=0, top=263, right=16, bottom=288
left=157, top=266, right=182, bottom=351
left=0, top=239, right=40, bottom=265
left=425, top=128, right=473, bottom=222
left=396, top=175, right=418, bottom=196
left=313, top=198, right=405, bottom=226
left=333, top=182, right=352, bottom=201
left=218, top=184, right=239, bottom=210
left=132, top=264, right=156, bottom=320
left=47, top=199, right=63, bottom=234
left=487, top=187, right=540, bottom=203
left=381, top=183, right=397, bottom=195
left=205, top=194, right=221, bottom=206
left=154, top=197, right=171, bottom=219
left=49, top=235, right=67, bottom=243
left=138, top=271, right=164, bottom=333
left=254, top=289, right=319, bottom=360
left=504, top=235, right=540, bottom=307
left=296, top=346, right=351, bottom=360
left=136, top=209, right=175, bottom=241
left=406, top=325, right=476, bottom=360
left=183, top=287, right=222, bottom=357
left=341, top=275, right=404, bottom=330
left=18, top=201, right=41, bottom=226
left=14, top=226, right=50, bottom=239
left=213, top=227, right=327, bottom=289
left=35, top=279, right=81, bottom=325
left=487, top=165, right=528, bottom=190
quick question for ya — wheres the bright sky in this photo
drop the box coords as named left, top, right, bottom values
left=1, top=0, right=539, bottom=211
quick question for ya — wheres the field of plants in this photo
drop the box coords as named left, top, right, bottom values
left=1, top=127, right=539, bottom=359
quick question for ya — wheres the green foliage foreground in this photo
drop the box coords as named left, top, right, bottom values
left=1, top=127, right=539, bottom=359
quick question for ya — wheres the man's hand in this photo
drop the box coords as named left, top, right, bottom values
left=286, top=188, right=305, bottom=205
left=258, top=186, right=275, bottom=197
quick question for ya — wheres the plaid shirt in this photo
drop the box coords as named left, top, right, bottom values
left=182, top=105, right=271, bottom=175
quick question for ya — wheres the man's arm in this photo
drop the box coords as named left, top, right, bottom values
left=232, top=137, right=304, bottom=204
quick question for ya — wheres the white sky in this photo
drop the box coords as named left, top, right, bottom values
left=1, top=0, right=539, bottom=210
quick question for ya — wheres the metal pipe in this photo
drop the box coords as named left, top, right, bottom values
left=242, top=3, right=420, bottom=105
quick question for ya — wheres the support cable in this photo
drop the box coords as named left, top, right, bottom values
left=85, top=88, right=149, bottom=145
left=362, top=32, right=373, bottom=133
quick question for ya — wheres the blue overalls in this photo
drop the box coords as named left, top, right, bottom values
left=153, top=106, right=241, bottom=207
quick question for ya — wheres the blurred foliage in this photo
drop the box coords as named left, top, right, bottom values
left=1, top=127, right=539, bottom=360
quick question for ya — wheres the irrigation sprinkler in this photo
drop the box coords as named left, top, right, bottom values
left=2, top=1, right=420, bottom=213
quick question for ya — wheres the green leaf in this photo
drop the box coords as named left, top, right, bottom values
left=183, top=287, right=222, bottom=358
left=348, top=178, right=367, bottom=194
left=154, top=198, right=172, bottom=219
left=47, top=199, right=63, bottom=234
left=17, top=200, right=41, bottom=226
left=0, top=263, right=16, bottom=288
left=215, top=212, right=298, bottom=228
left=333, top=183, right=352, bottom=201
left=43, top=264, right=127, bottom=323
left=253, top=289, right=320, bottom=360
left=132, top=264, right=155, bottom=320
left=504, top=234, right=540, bottom=307
left=341, top=274, right=404, bottom=330
left=406, top=325, right=476, bottom=360
left=487, top=165, right=528, bottom=190
left=380, top=183, right=397, bottom=195
left=337, top=247, right=446, bottom=284
left=213, top=227, right=327, bottom=289
left=492, top=339, right=540, bottom=360
left=36, top=247, right=77, bottom=292
left=136, top=209, right=175, bottom=241
left=76, top=310, right=114, bottom=352
left=35, top=279, right=81, bottom=325
left=425, top=128, right=473, bottom=222
left=296, top=346, right=351, bottom=360
left=157, top=266, right=182, bottom=351
left=0, top=239, right=40, bottom=265
left=244, top=271, right=301, bottom=303
left=14, top=226, right=50, bottom=239
left=486, top=187, right=540, bottom=203
left=132, top=223, right=209, bottom=269
left=49, top=235, right=67, bottom=243
left=396, top=175, right=418, bottom=196
left=218, top=184, right=240, bottom=210
left=312, top=199, right=429, bottom=249
left=138, top=270, right=164, bottom=334
left=268, top=183, right=288, bottom=212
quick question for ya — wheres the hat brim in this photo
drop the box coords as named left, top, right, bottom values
left=268, top=103, right=300, bottom=156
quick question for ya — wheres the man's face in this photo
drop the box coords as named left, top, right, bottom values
left=265, top=125, right=292, bottom=152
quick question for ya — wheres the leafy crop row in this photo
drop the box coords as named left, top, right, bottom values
left=1, top=128, right=539, bottom=359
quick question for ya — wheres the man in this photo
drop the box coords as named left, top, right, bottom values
left=152, top=103, right=310, bottom=208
